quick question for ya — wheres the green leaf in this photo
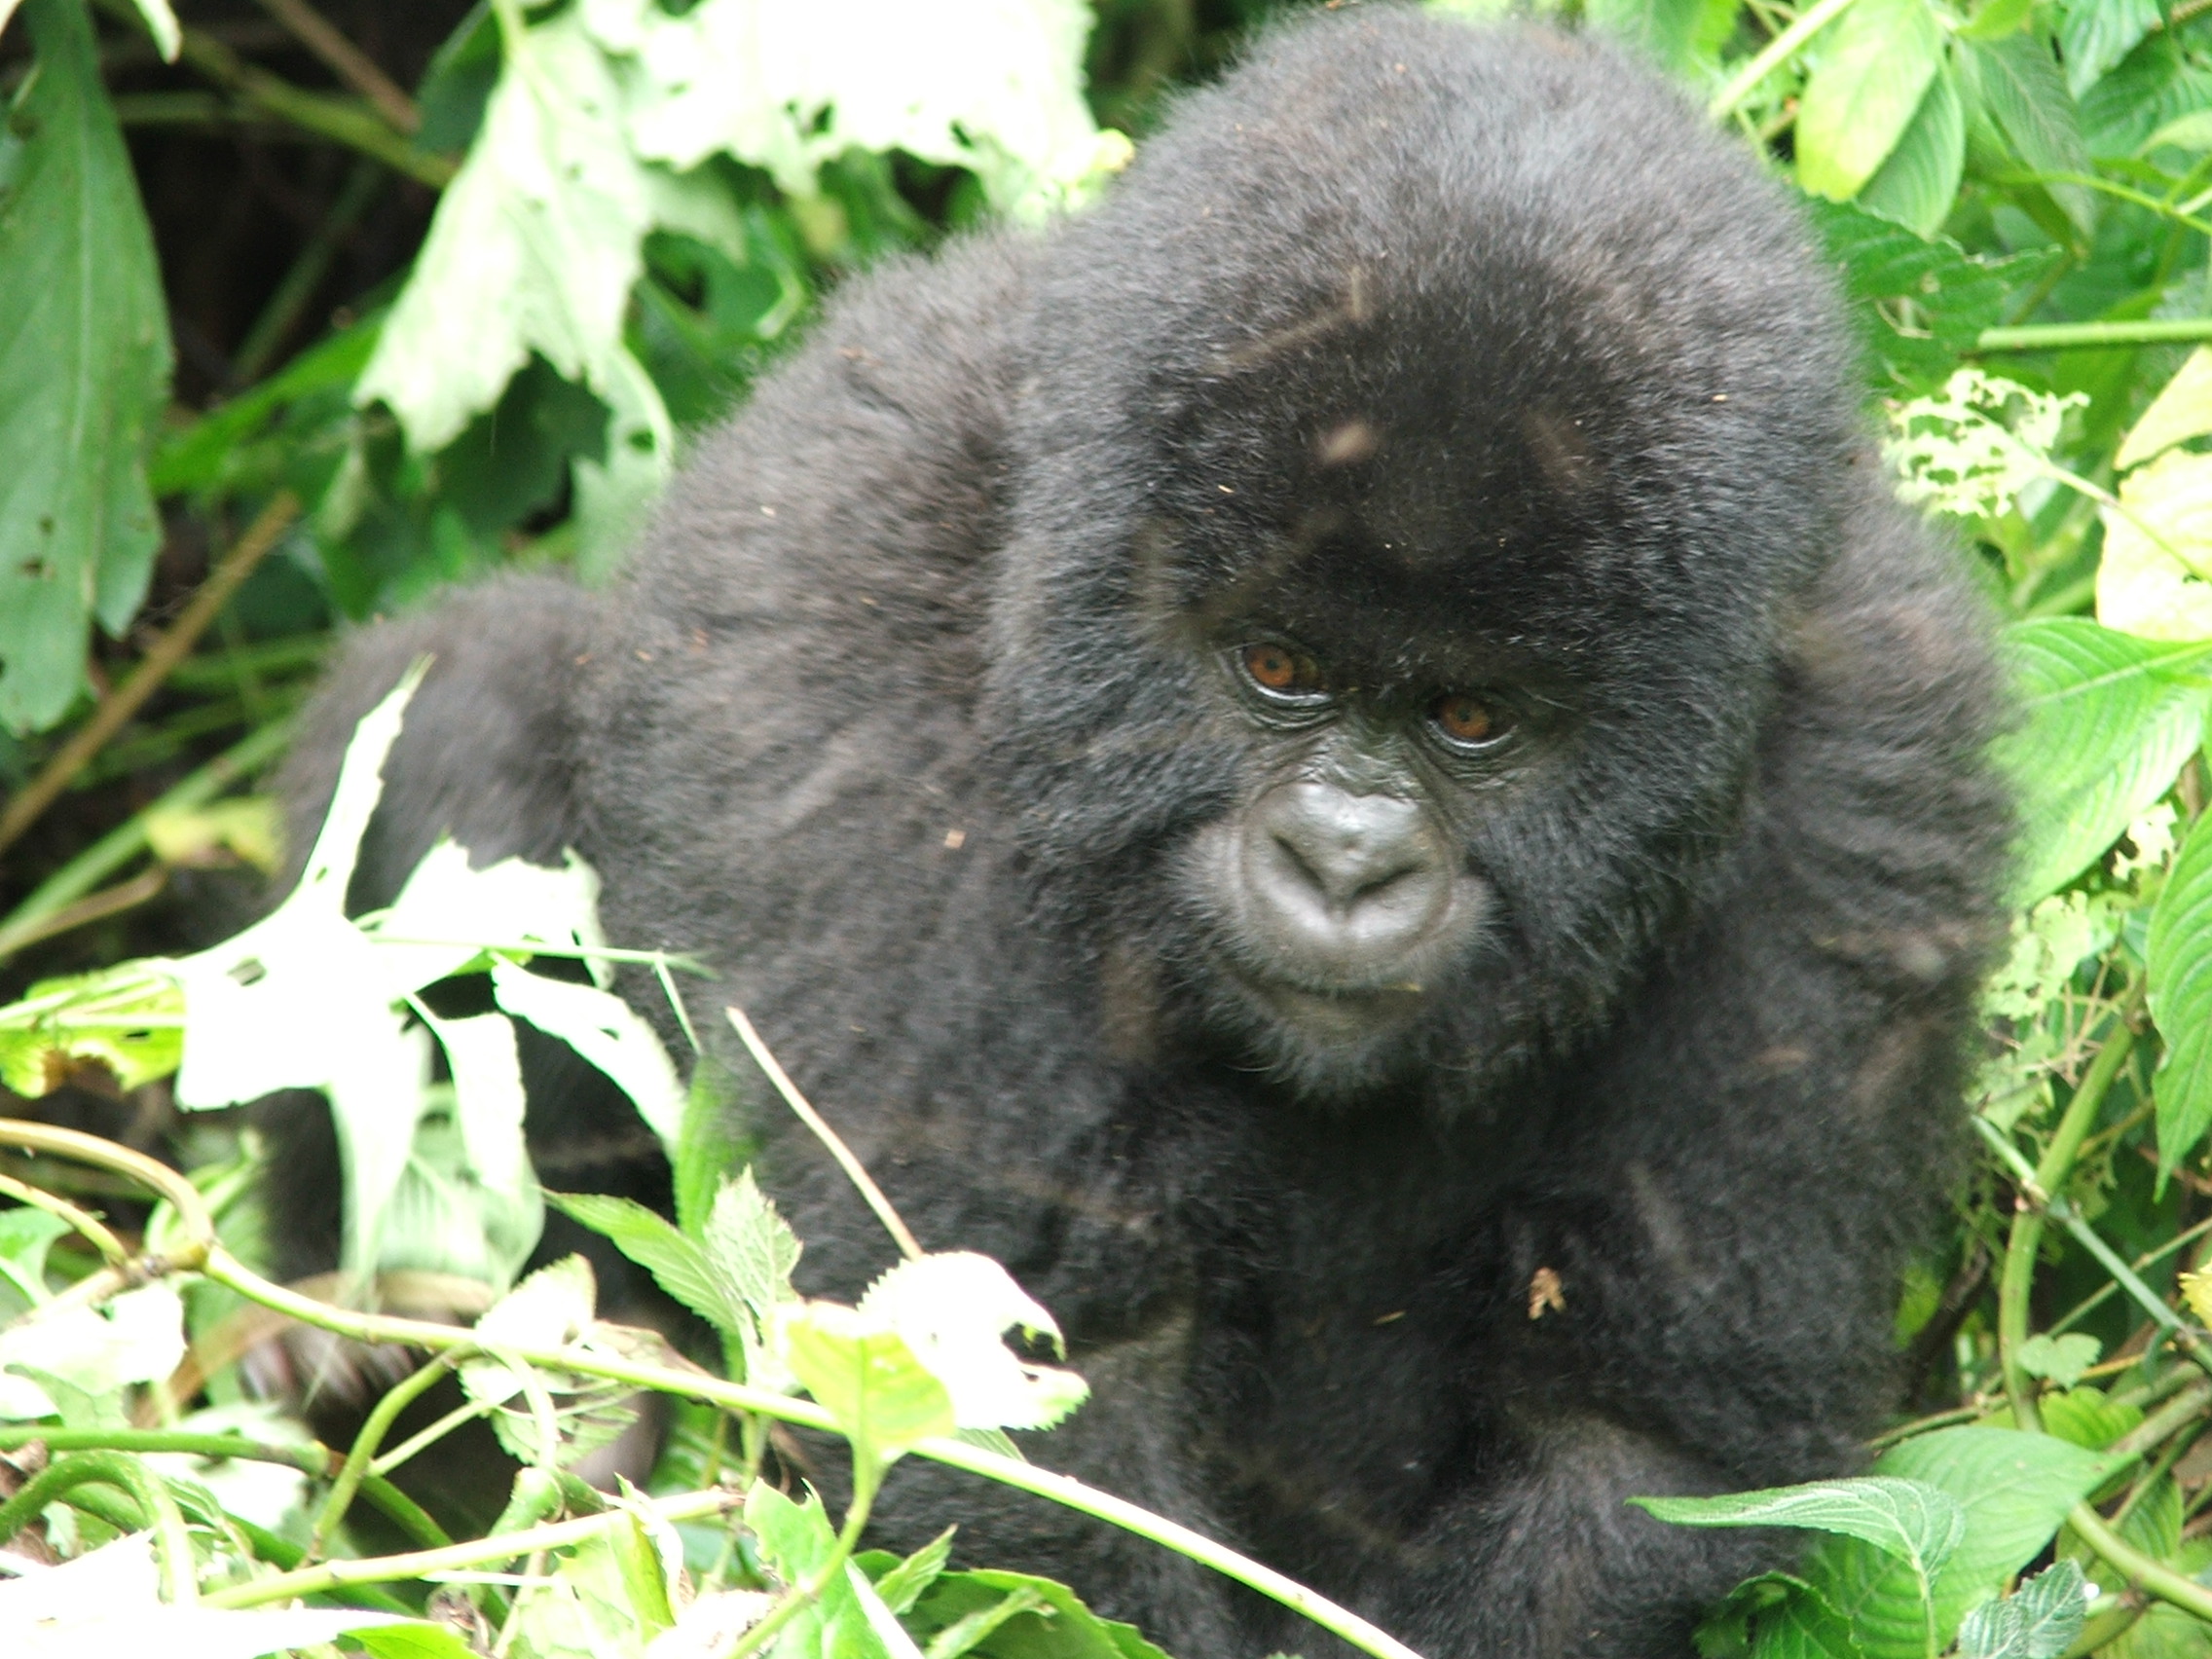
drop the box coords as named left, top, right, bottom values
left=354, top=4, right=664, bottom=457
left=855, top=1253, right=1088, bottom=1432
left=2098, top=451, right=2212, bottom=643
left=2012, top=1333, right=2101, bottom=1389
left=2116, top=349, right=2212, bottom=472
left=1806, top=1427, right=2118, bottom=1659
left=900, top=1568, right=1172, bottom=1659
left=1796, top=0, right=1948, bottom=203
left=868, top=1528, right=955, bottom=1616
left=703, top=1168, right=802, bottom=1335
left=2151, top=807, right=2212, bottom=1172
left=548, top=1190, right=742, bottom=1335
left=1857, top=60, right=1966, bottom=238
left=2037, top=1385, right=2142, bottom=1451
left=1634, top=1477, right=1965, bottom=1571
left=0, top=0, right=174, bottom=733
left=1698, top=1572, right=1866, bottom=1659
left=1953, top=1559, right=2087, bottom=1659
left=1960, top=34, right=2093, bottom=234
left=350, top=1628, right=484, bottom=1659
left=500, top=1509, right=678, bottom=1659
left=674, top=1056, right=749, bottom=1238
left=779, top=1302, right=956, bottom=1471
left=743, top=1484, right=884, bottom=1658
left=2058, top=0, right=2161, bottom=98
left=490, top=960, right=685, bottom=1152
left=1991, top=620, right=2212, bottom=903
left=1804, top=200, right=2052, bottom=390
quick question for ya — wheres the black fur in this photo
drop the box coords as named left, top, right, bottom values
left=268, top=11, right=2009, bottom=1655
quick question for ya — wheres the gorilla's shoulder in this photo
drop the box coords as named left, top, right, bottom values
left=615, top=230, right=1042, bottom=658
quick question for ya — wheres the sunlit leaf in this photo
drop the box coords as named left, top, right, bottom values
left=1796, top=0, right=1947, bottom=203
left=1856, top=61, right=1965, bottom=237
left=2151, top=807, right=2212, bottom=1173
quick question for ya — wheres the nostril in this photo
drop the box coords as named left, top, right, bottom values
left=1249, top=783, right=1450, bottom=941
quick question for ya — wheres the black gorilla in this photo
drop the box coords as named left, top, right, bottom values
left=267, top=10, right=2010, bottom=1655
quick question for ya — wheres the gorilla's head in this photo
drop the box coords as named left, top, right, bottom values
left=984, top=11, right=1858, bottom=1103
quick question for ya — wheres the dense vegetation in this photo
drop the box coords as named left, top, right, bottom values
left=10, top=1, right=2212, bottom=1655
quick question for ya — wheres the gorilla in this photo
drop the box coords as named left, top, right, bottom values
left=264, top=8, right=2010, bottom=1656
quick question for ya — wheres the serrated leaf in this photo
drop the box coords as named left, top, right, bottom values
left=1806, top=1427, right=2117, bottom=1659
left=501, top=1509, right=677, bottom=1659
left=355, top=4, right=663, bottom=455
left=1635, top=1477, right=1965, bottom=1571
left=743, top=1484, right=882, bottom=1656
left=0, top=0, right=173, bottom=733
left=867, top=1529, right=954, bottom=1616
left=2151, top=807, right=2212, bottom=1172
left=777, top=1302, right=956, bottom=1469
left=856, top=1253, right=1088, bottom=1433
left=1857, top=61, right=1966, bottom=237
left=548, top=1191, right=742, bottom=1336
left=1797, top=0, right=1948, bottom=202
left=1698, top=1572, right=1866, bottom=1659
left=1953, top=1559, right=2087, bottom=1659
left=1961, top=34, right=2093, bottom=234
left=901, top=1567, right=1173, bottom=1659
left=703, top=1168, right=802, bottom=1330
left=1991, top=620, right=2212, bottom=903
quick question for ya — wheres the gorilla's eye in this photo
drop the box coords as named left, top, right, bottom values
left=1432, top=692, right=1508, bottom=748
left=1240, top=643, right=1325, bottom=697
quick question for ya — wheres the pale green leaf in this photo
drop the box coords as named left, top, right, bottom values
left=2116, top=348, right=2212, bottom=471
left=743, top=1484, right=881, bottom=1654
left=548, top=1190, right=743, bottom=1336
left=1990, top=621, right=2212, bottom=903
left=2099, top=451, right=2212, bottom=643
left=2012, top=1333, right=2101, bottom=1388
left=2151, top=807, right=2212, bottom=1173
left=1634, top=1476, right=1964, bottom=1569
left=1796, top=0, right=1948, bottom=202
left=0, top=1285, right=186, bottom=1421
left=1960, top=34, right=2092, bottom=233
left=777, top=1301, right=957, bottom=1465
left=1953, top=1560, right=2087, bottom=1659
left=2059, top=0, right=2160, bottom=98
left=1857, top=60, right=1965, bottom=237
left=0, top=0, right=173, bottom=732
left=857, top=1252, right=1088, bottom=1432
left=490, top=960, right=684, bottom=1150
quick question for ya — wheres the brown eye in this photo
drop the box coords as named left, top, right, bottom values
left=1241, top=643, right=1322, bottom=696
left=1433, top=693, right=1503, bottom=746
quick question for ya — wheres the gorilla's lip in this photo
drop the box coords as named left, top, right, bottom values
left=1228, top=962, right=1431, bottom=1043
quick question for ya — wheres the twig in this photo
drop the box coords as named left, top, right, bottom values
left=0, top=719, right=292, bottom=962
left=233, top=158, right=384, bottom=382
left=0, top=1171, right=128, bottom=1265
left=725, top=1005, right=924, bottom=1260
left=0, top=866, right=169, bottom=957
left=249, top=0, right=418, bottom=131
left=1707, top=0, right=1863, bottom=122
left=2070, top=1500, right=2212, bottom=1624
left=0, top=493, right=300, bottom=861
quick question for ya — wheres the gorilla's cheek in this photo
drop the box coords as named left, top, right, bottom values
left=1175, top=776, right=1490, bottom=1048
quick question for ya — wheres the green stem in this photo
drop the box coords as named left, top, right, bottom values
left=312, top=1352, right=456, bottom=1552
left=202, top=1486, right=741, bottom=1607
left=2069, top=1500, right=2212, bottom=1623
left=1979, top=318, right=2212, bottom=351
left=1998, top=989, right=2145, bottom=1426
left=0, top=1452, right=198, bottom=1603
left=1707, top=0, right=1864, bottom=121
left=0, top=719, right=292, bottom=961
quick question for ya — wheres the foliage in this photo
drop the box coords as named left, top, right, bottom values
left=12, top=0, right=2212, bottom=1656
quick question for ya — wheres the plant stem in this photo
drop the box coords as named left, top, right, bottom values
left=1707, top=0, right=1863, bottom=121
left=1998, top=988, right=2146, bottom=1426
left=727, top=1469, right=879, bottom=1659
left=203, top=1486, right=742, bottom=1608
left=0, top=493, right=298, bottom=862
left=248, top=0, right=418, bottom=131
left=312, top=1352, right=455, bottom=1553
left=2070, top=1500, right=2212, bottom=1623
left=1980, top=319, right=2212, bottom=351
left=0, top=719, right=292, bottom=961
left=0, top=1451, right=198, bottom=1603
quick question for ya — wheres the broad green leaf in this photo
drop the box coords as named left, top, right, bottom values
left=547, top=1190, right=743, bottom=1336
left=2116, top=349, right=2212, bottom=471
left=1991, top=621, right=2212, bottom=903
left=1634, top=1477, right=1964, bottom=1571
left=355, top=4, right=665, bottom=456
left=2151, top=807, right=2212, bottom=1172
left=2059, top=0, right=2161, bottom=98
left=1857, top=61, right=1965, bottom=238
left=2099, top=451, right=2212, bottom=643
left=1960, top=34, right=2093, bottom=234
left=1953, top=1559, right=2086, bottom=1659
left=1796, top=0, right=1947, bottom=203
left=857, top=1252, right=1088, bottom=1432
left=2037, top=1385, right=2142, bottom=1451
left=778, top=1301, right=956, bottom=1469
left=1806, top=1427, right=2117, bottom=1659
left=2012, top=1333, right=2100, bottom=1388
left=1957, top=0, right=2033, bottom=43
left=0, top=0, right=173, bottom=733
left=0, top=965, right=184, bottom=1098
left=867, top=1529, right=955, bottom=1616
left=577, top=0, right=1126, bottom=220
left=900, top=1567, right=1173, bottom=1659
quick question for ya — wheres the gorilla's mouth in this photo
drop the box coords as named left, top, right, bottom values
left=1237, top=971, right=1432, bottom=1045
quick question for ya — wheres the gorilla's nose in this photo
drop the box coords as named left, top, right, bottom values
left=1241, top=782, right=1452, bottom=977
